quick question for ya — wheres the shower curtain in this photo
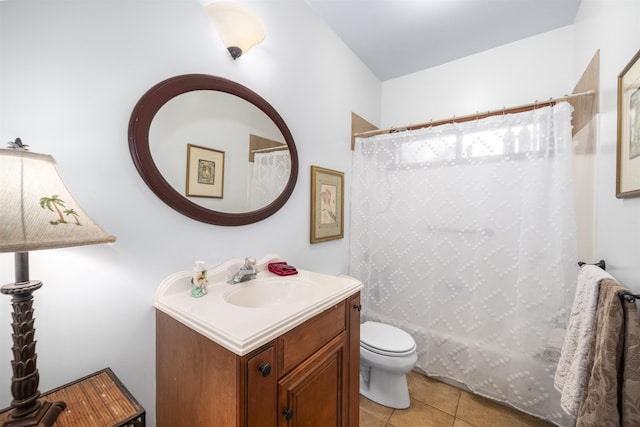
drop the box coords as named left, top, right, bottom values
left=349, top=103, right=577, bottom=426
left=247, top=150, right=291, bottom=210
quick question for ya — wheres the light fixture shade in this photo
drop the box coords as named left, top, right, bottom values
left=205, top=1, right=265, bottom=59
left=0, top=149, right=116, bottom=253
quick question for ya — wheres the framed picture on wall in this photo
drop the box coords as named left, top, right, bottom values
left=310, top=165, right=344, bottom=243
left=186, top=144, right=224, bottom=198
left=616, top=49, right=640, bottom=198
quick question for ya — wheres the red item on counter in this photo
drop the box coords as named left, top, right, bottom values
left=268, top=262, right=298, bottom=276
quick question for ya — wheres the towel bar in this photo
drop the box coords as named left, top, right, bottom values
left=576, top=260, right=638, bottom=303
left=578, top=260, right=606, bottom=270
left=619, top=292, right=640, bottom=303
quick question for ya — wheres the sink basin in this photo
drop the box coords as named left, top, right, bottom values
left=224, top=279, right=316, bottom=308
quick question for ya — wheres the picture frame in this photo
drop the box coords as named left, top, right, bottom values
left=186, top=144, right=224, bottom=198
left=616, top=49, right=640, bottom=198
left=310, top=165, right=344, bottom=243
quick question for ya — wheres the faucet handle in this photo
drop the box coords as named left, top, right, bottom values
left=244, top=256, right=256, bottom=269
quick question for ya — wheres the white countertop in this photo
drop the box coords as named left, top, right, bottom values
left=154, top=255, right=363, bottom=356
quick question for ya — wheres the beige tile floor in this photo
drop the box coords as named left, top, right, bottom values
left=360, top=371, right=556, bottom=427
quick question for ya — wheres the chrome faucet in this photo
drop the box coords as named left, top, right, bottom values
left=230, top=256, right=258, bottom=284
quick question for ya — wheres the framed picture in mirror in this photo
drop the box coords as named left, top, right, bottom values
left=310, top=165, right=344, bottom=243
left=616, top=49, right=640, bottom=198
left=186, top=144, right=224, bottom=198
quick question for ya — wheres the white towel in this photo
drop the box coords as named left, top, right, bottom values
left=554, top=265, right=613, bottom=416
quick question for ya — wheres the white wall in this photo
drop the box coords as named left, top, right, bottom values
left=0, top=1, right=380, bottom=425
left=381, top=25, right=575, bottom=128
left=380, top=0, right=640, bottom=292
left=573, top=0, right=640, bottom=288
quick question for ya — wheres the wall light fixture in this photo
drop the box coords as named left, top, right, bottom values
left=205, top=1, right=265, bottom=60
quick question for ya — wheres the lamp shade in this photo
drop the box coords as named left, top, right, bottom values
left=0, top=149, right=116, bottom=253
left=205, top=1, right=265, bottom=59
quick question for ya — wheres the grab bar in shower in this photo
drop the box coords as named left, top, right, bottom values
left=426, top=225, right=494, bottom=236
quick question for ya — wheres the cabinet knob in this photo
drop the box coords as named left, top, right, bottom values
left=282, top=407, right=294, bottom=421
left=258, top=363, right=272, bottom=377
left=353, top=304, right=362, bottom=312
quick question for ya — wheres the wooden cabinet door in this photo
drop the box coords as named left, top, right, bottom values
left=245, top=344, right=277, bottom=427
left=277, top=333, right=348, bottom=427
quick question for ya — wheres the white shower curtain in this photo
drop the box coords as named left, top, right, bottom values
left=350, top=103, right=577, bottom=426
left=247, top=150, right=291, bottom=210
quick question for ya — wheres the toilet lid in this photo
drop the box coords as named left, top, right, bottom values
left=360, top=321, right=416, bottom=355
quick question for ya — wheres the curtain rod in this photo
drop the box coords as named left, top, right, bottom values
left=251, top=146, right=288, bottom=153
left=354, top=89, right=596, bottom=139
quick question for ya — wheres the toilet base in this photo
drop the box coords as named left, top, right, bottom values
left=360, top=367, right=410, bottom=409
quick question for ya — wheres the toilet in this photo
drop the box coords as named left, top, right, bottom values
left=359, top=321, right=418, bottom=409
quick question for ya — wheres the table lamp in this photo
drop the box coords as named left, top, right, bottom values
left=0, top=144, right=116, bottom=426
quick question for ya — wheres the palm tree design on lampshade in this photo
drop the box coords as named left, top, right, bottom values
left=64, top=208, right=81, bottom=225
left=40, top=195, right=82, bottom=226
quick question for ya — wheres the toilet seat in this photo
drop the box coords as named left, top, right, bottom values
left=360, top=321, right=416, bottom=357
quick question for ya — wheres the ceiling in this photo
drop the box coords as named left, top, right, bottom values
left=305, top=0, right=582, bottom=81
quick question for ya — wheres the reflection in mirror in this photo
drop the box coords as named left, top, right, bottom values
left=150, top=90, right=290, bottom=213
left=128, top=74, right=299, bottom=226
left=247, top=135, right=290, bottom=211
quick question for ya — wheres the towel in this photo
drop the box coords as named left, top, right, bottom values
left=576, top=279, right=640, bottom=426
left=268, top=262, right=298, bottom=276
left=554, top=264, right=613, bottom=415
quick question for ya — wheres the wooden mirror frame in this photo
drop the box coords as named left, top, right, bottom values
left=128, top=74, right=299, bottom=226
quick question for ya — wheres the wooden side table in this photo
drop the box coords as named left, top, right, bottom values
left=0, top=368, right=145, bottom=427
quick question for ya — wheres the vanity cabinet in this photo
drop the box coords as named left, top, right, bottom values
left=156, top=292, right=361, bottom=427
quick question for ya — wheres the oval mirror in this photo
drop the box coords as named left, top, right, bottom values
left=128, top=74, right=298, bottom=226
